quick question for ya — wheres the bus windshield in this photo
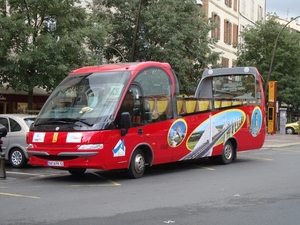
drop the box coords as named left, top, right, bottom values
left=212, top=74, right=256, bottom=99
left=34, top=71, right=131, bottom=130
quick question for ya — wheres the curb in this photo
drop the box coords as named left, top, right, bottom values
left=263, top=142, right=300, bottom=148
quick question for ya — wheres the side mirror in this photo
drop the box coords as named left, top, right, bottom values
left=0, top=124, right=7, bottom=138
left=121, top=112, right=131, bottom=136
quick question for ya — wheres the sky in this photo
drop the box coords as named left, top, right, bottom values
left=266, top=0, right=300, bottom=20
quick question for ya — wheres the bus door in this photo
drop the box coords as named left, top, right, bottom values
left=131, top=67, right=174, bottom=164
left=114, top=84, right=146, bottom=156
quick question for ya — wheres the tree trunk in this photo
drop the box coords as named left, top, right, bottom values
left=28, top=88, right=33, bottom=110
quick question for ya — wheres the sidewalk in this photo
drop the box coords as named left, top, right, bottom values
left=263, top=132, right=300, bottom=148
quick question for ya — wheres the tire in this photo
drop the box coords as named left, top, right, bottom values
left=286, top=127, right=294, bottom=135
left=127, top=148, right=145, bottom=179
left=68, top=168, right=86, bottom=176
left=10, top=148, right=27, bottom=168
left=218, top=141, right=234, bottom=164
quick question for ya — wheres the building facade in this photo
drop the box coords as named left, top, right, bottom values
left=276, top=16, right=300, bottom=32
left=199, top=0, right=266, bottom=68
left=0, top=85, right=49, bottom=114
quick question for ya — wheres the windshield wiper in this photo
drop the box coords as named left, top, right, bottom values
left=64, top=118, right=94, bottom=127
left=34, top=118, right=94, bottom=127
left=34, top=120, right=72, bottom=126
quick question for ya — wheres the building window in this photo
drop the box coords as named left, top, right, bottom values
left=225, top=0, right=232, bottom=8
left=251, top=0, right=255, bottom=21
left=257, top=5, right=263, bottom=21
left=224, top=20, right=232, bottom=45
left=233, top=0, right=237, bottom=11
left=211, top=12, right=221, bottom=40
left=232, top=23, right=238, bottom=48
left=239, top=25, right=245, bottom=45
left=241, top=0, right=246, bottom=15
left=222, top=57, right=229, bottom=68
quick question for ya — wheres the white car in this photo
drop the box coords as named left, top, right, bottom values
left=0, top=114, right=36, bottom=167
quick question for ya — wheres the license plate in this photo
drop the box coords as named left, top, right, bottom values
left=47, top=161, right=64, bottom=167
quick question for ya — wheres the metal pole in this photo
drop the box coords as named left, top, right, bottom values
left=0, top=151, right=6, bottom=179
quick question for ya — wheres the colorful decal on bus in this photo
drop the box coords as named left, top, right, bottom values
left=184, top=109, right=246, bottom=160
left=167, top=119, right=187, bottom=147
left=250, top=106, right=263, bottom=137
left=32, top=132, right=45, bottom=142
left=66, top=133, right=82, bottom=143
left=113, top=139, right=126, bottom=157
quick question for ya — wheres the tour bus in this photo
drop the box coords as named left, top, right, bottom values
left=27, top=61, right=266, bottom=178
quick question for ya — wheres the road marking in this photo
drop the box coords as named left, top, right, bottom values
left=163, top=220, right=175, bottom=224
left=0, top=192, right=40, bottom=199
left=3, top=171, right=121, bottom=188
left=6, top=171, right=43, bottom=176
left=191, top=165, right=215, bottom=170
left=91, top=172, right=121, bottom=186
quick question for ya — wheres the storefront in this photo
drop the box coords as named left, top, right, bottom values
left=0, top=85, right=50, bottom=114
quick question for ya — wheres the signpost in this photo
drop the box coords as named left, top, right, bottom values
left=267, top=81, right=277, bottom=134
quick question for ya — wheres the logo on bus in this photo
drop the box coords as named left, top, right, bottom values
left=167, top=119, right=187, bottom=147
left=250, top=106, right=263, bottom=137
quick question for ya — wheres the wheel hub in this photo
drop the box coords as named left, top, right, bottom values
left=134, top=153, right=145, bottom=173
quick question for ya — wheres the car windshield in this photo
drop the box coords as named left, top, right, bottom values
left=33, top=71, right=131, bottom=131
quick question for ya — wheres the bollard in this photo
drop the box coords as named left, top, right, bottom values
left=0, top=152, right=6, bottom=179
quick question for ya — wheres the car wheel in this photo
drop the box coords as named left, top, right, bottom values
left=68, top=168, right=86, bottom=176
left=217, top=141, right=234, bottom=164
left=286, top=127, right=295, bottom=135
left=10, top=148, right=27, bottom=168
left=127, top=148, right=145, bottom=179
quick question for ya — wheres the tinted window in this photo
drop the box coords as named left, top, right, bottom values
left=134, top=68, right=173, bottom=122
left=213, top=74, right=256, bottom=99
left=10, top=118, right=21, bottom=132
left=0, top=118, right=9, bottom=131
left=134, top=68, right=171, bottom=97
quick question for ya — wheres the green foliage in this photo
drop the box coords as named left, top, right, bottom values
left=237, top=15, right=300, bottom=109
left=93, top=0, right=220, bottom=94
left=0, top=0, right=108, bottom=109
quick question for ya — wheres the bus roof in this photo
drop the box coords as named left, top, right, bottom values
left=70, top=61, right=172, bottom=74
left=202, top=67, right=259, bottom=78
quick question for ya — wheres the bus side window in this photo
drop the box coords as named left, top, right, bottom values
left=115, top=91, right=135, bottom=128
left=144, top=97, right=155, bottom=122
left=134, top=68, right=173, bottom=123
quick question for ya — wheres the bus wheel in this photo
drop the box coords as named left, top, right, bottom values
left=218, top=141, right=234, bottom=164
left=68, top=168, right=86, bottom=176
left=127, top=148, right=145, bottom=179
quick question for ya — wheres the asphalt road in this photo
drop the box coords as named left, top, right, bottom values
left=1, top=144, right=300, bottom=225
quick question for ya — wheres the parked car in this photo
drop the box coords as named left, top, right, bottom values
left=285, top=121, right=299, bottom=134
left=0, top=114, right=36, bottom=167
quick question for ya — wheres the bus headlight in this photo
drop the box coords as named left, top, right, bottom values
left=78, top=144, right=104, bottom=150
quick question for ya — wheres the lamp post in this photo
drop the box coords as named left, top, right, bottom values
left=265, top=15, right=300, bottom=100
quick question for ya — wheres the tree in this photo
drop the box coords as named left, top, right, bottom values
left=93, top=0, right=220, bottom=94
left=0, top=0, right=108, bottom=110
left=237, top=15, right=300, bottom=109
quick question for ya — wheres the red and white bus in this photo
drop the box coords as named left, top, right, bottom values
left=27, top=62, right=266, bottom=178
